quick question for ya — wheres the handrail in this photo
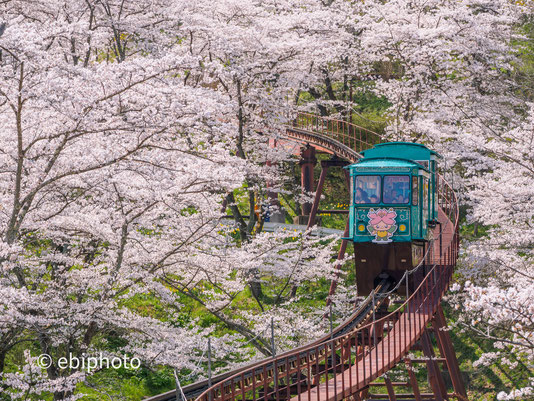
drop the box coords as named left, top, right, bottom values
left=293, top=113, right=384, bottom=153
left=194, top=116, right=460, bottom=401
left=145, top=281, right=392, bottom=401
left=194, top=180, right=457, bottom=401
left=145, top=114, right=386, bottom=401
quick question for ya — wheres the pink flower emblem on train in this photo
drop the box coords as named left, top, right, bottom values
left=367, top=208, right=397, bottom=243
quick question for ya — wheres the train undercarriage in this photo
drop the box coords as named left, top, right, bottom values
left=354, top=242, right=425, bottom=296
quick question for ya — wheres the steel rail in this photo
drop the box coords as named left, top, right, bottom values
left=149, top=113, right=459, bottom=401
left=193, top=177, right=457, bottom=401
left=284, top=113, right=383, bottom=162
left=290, top=112, right=383, bottom=156
left=192, top=114, right=459, bottom=401
left=146, top=113, right=386, bottom=401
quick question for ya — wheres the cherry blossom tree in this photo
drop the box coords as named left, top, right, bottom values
left=354, top=0, right=533, bottom=396
left=2, top=0, right=532, bottom=399
left=0, top=0, right=249, bottom=397
left=177, top=0, right=354, bottom=231
left=451, top=105, right=534, bottom=399
left=0, top=0, right=350, bottom=398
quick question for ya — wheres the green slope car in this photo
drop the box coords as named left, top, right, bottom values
left=345, top=142, right=441, bottom=295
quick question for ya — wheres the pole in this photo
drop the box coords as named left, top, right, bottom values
left=372, top=291, right=377, bottom=347
left=406, top=273, right=410, bottom=320
left=271, top=317, right=276, bottom=357
left=271, top=317, right=278, bottom=401
left=372, top=290, right=375, bottom=323
left=174, top=368, right=186, bottom=401
left=330, top=302, right=334, bottom=340
left=208, top=338, right=212, bottom=401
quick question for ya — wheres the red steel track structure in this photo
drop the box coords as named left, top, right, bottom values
left=286, top=113, right=380, bottom=162
left=192, top=114, right=466, bottom=401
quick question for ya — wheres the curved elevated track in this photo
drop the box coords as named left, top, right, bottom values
left=147, top=114, right=465, bottom=401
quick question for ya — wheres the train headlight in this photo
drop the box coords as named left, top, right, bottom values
left=358, top=224, right=365, bottom=232
left=399, top=224, right=407, bottom=232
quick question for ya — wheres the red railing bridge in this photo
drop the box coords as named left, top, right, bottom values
left=147, top=113, right=466, bottom=401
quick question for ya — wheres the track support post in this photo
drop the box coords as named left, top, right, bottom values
left=405, top=358, right=423, bottom=401
left=432, top=305, right=467, bottom=400
left=421, top=329, right=447, bottom=400
left=295, top=146, right=317, bottom=225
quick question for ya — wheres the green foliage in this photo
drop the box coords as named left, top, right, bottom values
left=512, top=15, right=534, bottom=100
left=77, top=366, right=174, bottom=400
left=139, top=367, right=176, bottom=394
left=443, top=304, right=533, bottom=400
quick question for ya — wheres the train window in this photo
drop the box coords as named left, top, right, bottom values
left=383, top=176, right=410, bottom=204
left=415, top=160, right=429, bottom=169
left=412, top=176, right=418, bottom=205
left=423, top=178, right=429, bottom=213
left=355, top=176, right=381, bottom=204
left=422, top=177, right=429, bottom=225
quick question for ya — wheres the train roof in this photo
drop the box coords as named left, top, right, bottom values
left=347, top=157, right=429, bottom=173
left=360, top=142, right=441, bottom=160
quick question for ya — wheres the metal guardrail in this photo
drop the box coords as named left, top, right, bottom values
left=285, top=113, right=383, bottom=161
left=147, top=113, right=459, bottom=401
left=144, top=281, right=392, bottom=401
left=194, top=175, right=458, bottom=401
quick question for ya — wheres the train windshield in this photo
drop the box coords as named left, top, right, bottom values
left=355, top=176, right=381, bottom=204
left=383, top=175, right=410, bottom=204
